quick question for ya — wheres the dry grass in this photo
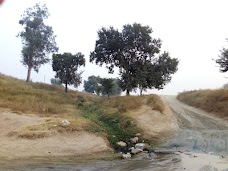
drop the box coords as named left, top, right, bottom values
left=100, top=94, right=165, bottom=114
left=7, top=116, right=91, bottom=139
left=0, top=73, right=95, bottom=116
left=0, top=73, right=166, bottom=144
left=177, top=89, right=228, bottom=119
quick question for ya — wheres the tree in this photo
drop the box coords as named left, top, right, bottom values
left=100, top=78, right=122, bottom=96
left=216, top=48, right=228, bottom=73
left=50, top=78, right=62, bottom=86
left=110, top=78, right=122, bottom=96
left=17, top=3, right=58, bottom=82
left=132, top=52, right=179, bottom=95
left=52, top=52, right=85, bottom=92
left=84, top=76, right=122, bottom=96
left=100, top=78, right=114, bottom=98
left=90, top=23, right=178, bottom=95
left=84, top=76, right=101, bottom=95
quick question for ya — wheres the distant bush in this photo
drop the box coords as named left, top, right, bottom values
left=223, top=83, right=228, bottom=89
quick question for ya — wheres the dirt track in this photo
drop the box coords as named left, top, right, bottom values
left=162, top=96, right=228, bottom=156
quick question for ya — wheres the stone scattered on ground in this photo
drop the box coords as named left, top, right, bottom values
left=122, top=152, right=131, bottom=159
left=135, top=143, right=146, bottom=150
left=116, top=141, right=127, bottom=147
left=135, top=133, right=141, bottom=137
left=60, top=119, right=70, bottom=127
left=130, top=148, right=143, bottom=155
left=130, top=137, right=139, bottom=144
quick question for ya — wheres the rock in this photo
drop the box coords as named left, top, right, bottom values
left=130, top=137, right=139, bottom=144
left=129, top=147, right=134, bottom=151
left=149, top=152, right=157, bottom=158
left=122, top=153, right=131, bottom=159
left=154, top=148, right=177, bottom=154
left=135, top=133, right=141, bottom=137
left=130, top=148, right=143, bottom=155
left=60, top=119, right=70, bottom=127
left=135, top=143, right=146, bottom=150
left=116, top=141, right=127, bottom=147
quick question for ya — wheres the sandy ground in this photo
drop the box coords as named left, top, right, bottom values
left=0, top=111, right=111, bottom=159
left=179, top=152, right=228, bottom=171
left=130, top=99, right=179, bottom=142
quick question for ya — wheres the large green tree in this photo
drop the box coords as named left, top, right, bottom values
left=17, top=3, right=58, bottom=82
left=216, top=48, right=228, bottom=73
left=52, top=52, right=85, bottom=92
left=90, top=23, right=178, bottom=95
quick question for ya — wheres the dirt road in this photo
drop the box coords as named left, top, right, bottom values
left=162, top=96, right=228, bottom=156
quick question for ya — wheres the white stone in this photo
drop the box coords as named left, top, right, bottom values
left=116, top=141, right=127, bottom=147
left=135, top=143, right=146, bottom=150
left=131, top=148, right=143, bottom=155
left=122, top=153, right=131, bottom=159
left=60, top=119, right=70, bottom=127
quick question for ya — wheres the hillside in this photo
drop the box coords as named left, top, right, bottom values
left=177, top=89, right=228, bottom=120
left=0, top=73, right=177, bottom=159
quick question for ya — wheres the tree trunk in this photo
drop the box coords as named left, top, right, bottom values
left=126, top=89, right=130, bottom=96
left=140, top=87, right=143, bottom=96
left=65, top=82, right=68, bottom=93
left=26, top=66, right=32, bottom=82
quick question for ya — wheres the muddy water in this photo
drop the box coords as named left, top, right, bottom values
left=1, top=96, right=228, bottom=171
left=0, top=154, right=183, bottom=171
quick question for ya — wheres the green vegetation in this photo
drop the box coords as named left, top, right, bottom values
left=80, top=104, right=140, bottom=151
left=177, top=89, right=228, bottom=119
left=90, top=23, right=179, bottom=95
left=50, top=78, right=62, bottom=86
left=79, top=94, right=164, bottom=151
left=84, top=76, right=121, bottom=96
left=17, top=3, right=58, bottom=82
left=216, top=39, right=228, bottom=73
left=52, top=52, right=85, bottom=92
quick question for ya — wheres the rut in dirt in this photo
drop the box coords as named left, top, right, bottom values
left=162, top=96, right=228, bottom=156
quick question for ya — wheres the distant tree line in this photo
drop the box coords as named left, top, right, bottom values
left=17, top=3, right=180, bottom=96
left=84, top=76, right=121, bottom=97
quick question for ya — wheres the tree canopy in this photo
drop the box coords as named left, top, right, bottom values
left=52, top=52, right=85, bottom=92
left=17, top=3, right=58, bottom=82
left=84, top=76, right=122, bottom=96
left=83, top=75, right=101, bottom=95
left=50, top=78, right=62, bottom=86
left=216, top=48, right=228, bottom=73
left=99, top=78, right=114, bottom=98
left=90, top=23, right=178, bottom=95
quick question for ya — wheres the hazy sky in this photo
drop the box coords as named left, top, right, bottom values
left=0, top=0, right=228, bottom=95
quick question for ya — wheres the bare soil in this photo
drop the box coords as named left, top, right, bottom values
left=130, top=101, right=179, bottom=143
left=0, top=111, right=112, bottom=159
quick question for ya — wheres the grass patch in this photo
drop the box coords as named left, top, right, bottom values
left=0, top=73, right=95, bottom=116
left=80, top=104, right=141, bottom=151
left=177, top=89, right=228, bottom=119
left=79, top=94, right=165, bottom=151
left=100, top=95, right=165, bottom=114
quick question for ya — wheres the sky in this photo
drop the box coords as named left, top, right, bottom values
left=0, top=0, right=228, bottom=95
